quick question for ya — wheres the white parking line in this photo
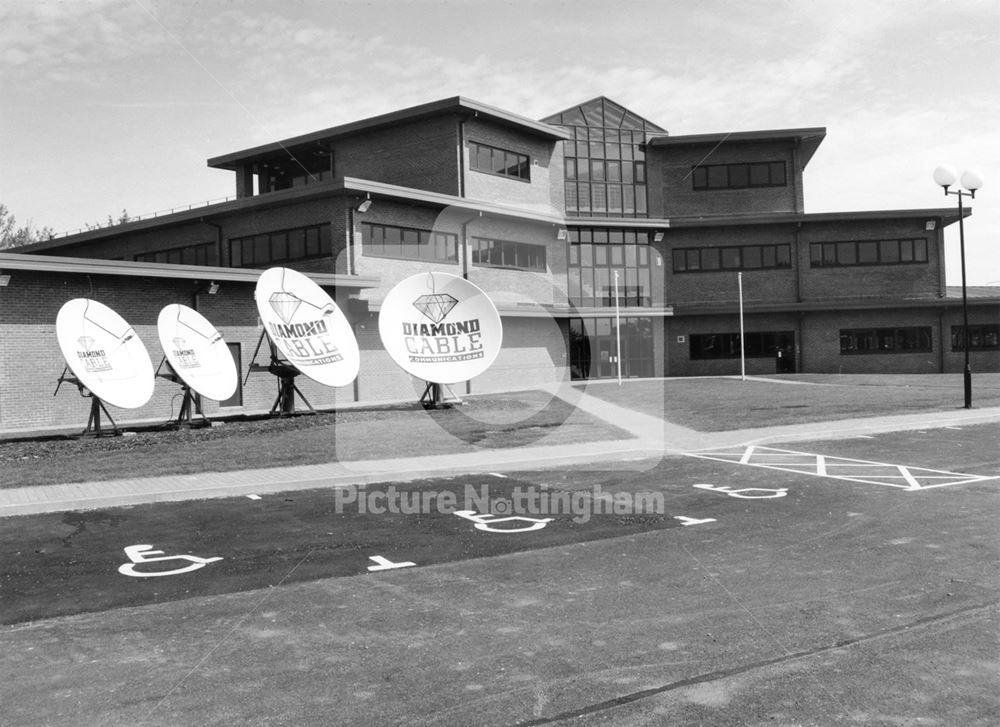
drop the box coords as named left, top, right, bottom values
left=686, top=445, right=999, bottom=491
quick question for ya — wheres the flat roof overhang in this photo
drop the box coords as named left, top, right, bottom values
left=567, top=207, right=970, bottom=230
left=672, top=293, right=1000, bottom=317
left=207, top=96, right=572, bottom=171
left=0, top=251, right=379, bottom=290
left=647, top=127, right=827, bottom=167
left=19, top=177, right=569, bottom=255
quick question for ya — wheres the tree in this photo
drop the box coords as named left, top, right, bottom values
left=0, top=204, right=55, bottom=248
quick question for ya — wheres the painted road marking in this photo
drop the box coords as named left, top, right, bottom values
left=674, top=516, right=717, bottom=526
left=687, top=446, right=998, bottom=491
left=367, top=555, right=416, bottom=572
left=454, top=510, right=554, bottom=533
left=693, top=484, right=788, bottom=499
left=117, top=544, right=223, bottom=578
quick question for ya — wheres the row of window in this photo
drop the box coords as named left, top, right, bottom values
left=471, top=237, right=546, bottom=271
left=135, top=242, right=216, bottom=266
left=566, top=158, right=646, bottom=184
left=469, top=141, right=530, bottom=182
left=229, top=225, right=331, bottom=268
left=689, top=331, right=794, bottom=360
left=953, top=324, right=1000, bottom=351
left=672, top=244, right=792, bottom=273
left=569, top=228, right=655, bottom=308
left=361, top=222, right=459, bottom=263
left=691, top=162, right=787, bottom=190
left=565, top=182, right=648, bottom=215
left=563, top=123, right=648, bottom=219
left=811, top=239, right=928, bottom=267
left=688, top=325, right=998, bottom=360
left=564, top=126, right=648, bottom=161
left=840, top=327, right=932, bottom=354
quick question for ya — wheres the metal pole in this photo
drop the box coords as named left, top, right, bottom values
left=614, top=270, right=622, bottom=385
left=958, top=191, right=972, bottom=408
left=738, top=272, right=746, bottom=381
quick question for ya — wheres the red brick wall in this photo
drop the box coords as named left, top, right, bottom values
left=334, top=116, right=460, bottom=196
left=462, top=118, right=563, bottom=213
left=798, top=217, right=943, bottom=301
left=650, top=140, right=800, bottom=218
left=663, top=224, right=799, bottom=305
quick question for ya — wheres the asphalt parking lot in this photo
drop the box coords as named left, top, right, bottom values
left=2, top=418, right=998, bottom=726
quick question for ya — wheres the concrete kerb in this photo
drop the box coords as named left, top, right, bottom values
left=3, top=384, right=1000, bottom=517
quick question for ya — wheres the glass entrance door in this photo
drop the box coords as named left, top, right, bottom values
left=570, top=316, right=654, bottom=380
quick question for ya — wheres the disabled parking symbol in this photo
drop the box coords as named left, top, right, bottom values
left=693, top=484, right=788, bottom=499
left=117, top=544, right=223, bottom=578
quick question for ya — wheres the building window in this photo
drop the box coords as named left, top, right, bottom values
left=689, top=331, right=794, bottom=360
left=563, top=129, right=648, bottom=218
left=469, top=141, right=530, bottom=181
left=810, top=239, right=928, bottom=267
left=691, top=162, right=787, bottom=190
left=361, top=222, right=458, bottom=263
left=471, top=237, right=546, bottom=271
left=839, top=327, right=933, bottom=354
left=569, top=316, right=655, bottom=380
left=672, top=244, right=791, bottom=272
left=952, top=324, right=1000, bottom=351
left=568, top=228, right=653, bottom=307
left=135, top=242, right=218, bottom=266
left=229, top=224, right=331, bottom=268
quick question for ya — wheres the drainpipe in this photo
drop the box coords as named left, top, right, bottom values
left=347, top=203, right=356, bottom=276
left=197, top=219, right=225, bottom=312
left=202, top=219, right=223, bottom=267
left=457, top=117, right=467, bottom=198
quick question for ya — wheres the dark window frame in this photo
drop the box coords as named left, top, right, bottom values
left=469, top=140, right=530, bottom=182
left=135, top=241, right=217, bottom=266
left=951, top=324, right=1000, bottom=351
left=810, top=239, right=929, bottom=267
left=689, top=331, right=795, bottom=360
left=228, top=224, right=331, bottom=268
left=672, top=244, right=792, bottom=273
left=691, top=161, right=787, bottom=191
left=839, top=327, right=933, bottom=355
left=471, top=236, right=547, bottom=272
left=360, top=222, right=458, bottom=264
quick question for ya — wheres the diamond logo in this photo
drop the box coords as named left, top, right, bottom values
left=413, top=293, right=458, bottom=323
left=269, top=292, right=302, bottom=324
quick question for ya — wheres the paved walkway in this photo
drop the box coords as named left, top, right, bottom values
left=4, top=386, right=1000, bottom=517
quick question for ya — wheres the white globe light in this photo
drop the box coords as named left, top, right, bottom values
left=933, top=164, right=958, bottom=188
left=960, top=169, right=984, bottom=191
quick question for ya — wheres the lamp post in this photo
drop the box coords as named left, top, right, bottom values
left=933, top=165, right=984, bottom=409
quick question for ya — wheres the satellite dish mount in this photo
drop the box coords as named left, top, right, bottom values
left=246, top=330, right=316, bottom=416
left=419, top=382, right=462, bottom=410
left=54, top=365, right=121, bottom=437
left=155, top=358, right=209, bottom=428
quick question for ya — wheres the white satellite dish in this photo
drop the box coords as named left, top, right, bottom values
left=378, top=272, right=503, bottom=384
left=254, top=267, right=360, bottom=388
left=55, top=298, right=155, bottom=409
left=156, top=304, right=238, bottom=401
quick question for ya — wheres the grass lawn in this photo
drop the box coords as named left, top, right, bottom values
left=582, top=373, right=1000, bottom=431
left=2, top=374, right=998, bottom=489
left=0, top=392, right=628, bottom=489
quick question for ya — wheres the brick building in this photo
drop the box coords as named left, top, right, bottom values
left=2, top=95, right=997, bottom=435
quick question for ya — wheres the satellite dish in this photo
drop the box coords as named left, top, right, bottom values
left=378, top=272, right=503, bottom=384
left=254, top=267, right=360, bottom=387
left=55, top=298, right=155, bottom=409
left=156, top=304, right=238, bottom=401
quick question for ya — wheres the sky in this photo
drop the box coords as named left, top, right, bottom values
left=2, top=0, right=998, bottom=284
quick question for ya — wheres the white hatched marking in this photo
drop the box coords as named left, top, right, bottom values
left=687, top=445, right=998, bottom=491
